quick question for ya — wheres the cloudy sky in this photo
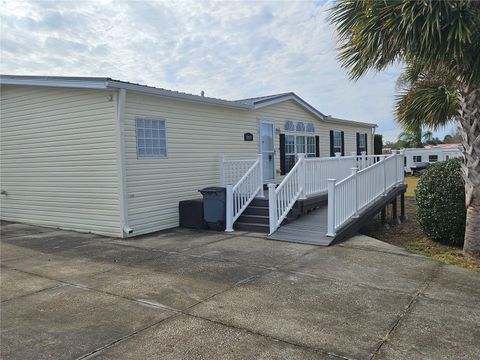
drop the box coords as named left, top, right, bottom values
left=1, top=0, right=454, bottom=141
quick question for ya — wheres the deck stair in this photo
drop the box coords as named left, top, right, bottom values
left=234, top=194, right=326, bottom=232
left=234, top=197, right=270, bottom=232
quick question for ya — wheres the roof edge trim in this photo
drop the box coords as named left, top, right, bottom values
left=252, top=93, right=327, bottom=120
left=106, top=80, right=251, bottom=110
left=0, top=78, right=108, bottom=90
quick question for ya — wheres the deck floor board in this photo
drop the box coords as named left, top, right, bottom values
left=267, top=204, right=334, bottom=246
left=267, top=184, right=407, bottom=246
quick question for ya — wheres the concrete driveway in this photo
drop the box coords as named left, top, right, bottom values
left=1, top=221, right=479, bottom=360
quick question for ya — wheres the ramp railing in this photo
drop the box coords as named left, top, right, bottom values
left=327, top=151, right=404, bottom=237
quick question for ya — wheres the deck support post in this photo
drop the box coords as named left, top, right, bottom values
left=220, top=155, right=225, bottom=187
left=326, top=179, right=336, bottom=237
left=361, top=151, right=366, bottom=170
left=225, top=184, right=234, bottom=232
left=392, top=196, right=398, bottom=224
left=298, top=153, right=307, bottom=200
left=382, top=157, right=387, bottom=196
left=400, top=192, right=406, bottom=222
left=351, top=167, right=359, bottom=217
left=225, top=185, right=233, bottom=232
left=399, top=149, right=405, bottom=185
left=268, top=183, right=277, bottom=234
left=381, top=207, right=386, bottom=225
left=257, top=154, right=265, bottom=198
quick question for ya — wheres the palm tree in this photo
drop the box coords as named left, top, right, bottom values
left=422, top=131, right=433, bottom=144
left=398, top=128, right=422, bottom=148
left=331, top=0, right=480, bottom=257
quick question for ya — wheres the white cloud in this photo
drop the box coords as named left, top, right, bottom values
left=0, top=0, right=453, bottom=141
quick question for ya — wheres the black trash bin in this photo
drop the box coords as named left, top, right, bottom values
left=198, top=187, right=226, bottom=231
left=179, top=199, right=206, bottom=229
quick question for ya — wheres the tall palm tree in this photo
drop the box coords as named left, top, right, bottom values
left=331, top=0, right=480, bottom=257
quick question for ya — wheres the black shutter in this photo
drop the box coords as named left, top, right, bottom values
left=364, top=134, right=368, bottom=155
left=356, top=132, right=360, bottom=155
left=341, top=131, right=345, bottom=156
left=315, top=135, right=320, bottom=157
left=279, top=133, right=286, bottom=175
left=329, top=130, right=334, bottom=157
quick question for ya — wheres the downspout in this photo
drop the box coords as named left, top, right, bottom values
left=115, top=88, right=133, bottom=236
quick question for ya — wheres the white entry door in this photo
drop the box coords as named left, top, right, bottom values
left=260, top=121, right=275, bottom=183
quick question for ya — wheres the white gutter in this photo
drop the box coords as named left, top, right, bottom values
left=114, top=88, right=132, bottom=236
left=0, top=78, right=108, bottom=89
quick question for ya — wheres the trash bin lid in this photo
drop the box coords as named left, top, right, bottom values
left=199, top=186, right=225, bottom=194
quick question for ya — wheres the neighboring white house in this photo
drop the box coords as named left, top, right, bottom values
left=0, top=75, right=376, bottom=237
left=403, top=145, right=463, bottom=174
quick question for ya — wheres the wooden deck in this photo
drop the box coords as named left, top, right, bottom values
left=267, top=184, right=407, bottom=246
left=268, top=203, right=332, bottom=245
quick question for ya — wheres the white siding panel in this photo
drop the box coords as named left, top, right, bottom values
left=0, top=85, right=122, bottom=237
left=124, top=93, right=259, bottom=235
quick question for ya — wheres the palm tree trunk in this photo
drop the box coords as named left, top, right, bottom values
left=459, top=84, right=480, bottom=257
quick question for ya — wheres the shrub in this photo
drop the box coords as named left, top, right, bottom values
left=374, top=134, right=383, bottom=154
left=415, top=158, right=466, bottom=246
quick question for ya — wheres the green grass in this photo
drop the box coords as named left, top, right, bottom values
left=404, top=176, right=419, bottom=197
left=405, top=240, right=479, bottom=271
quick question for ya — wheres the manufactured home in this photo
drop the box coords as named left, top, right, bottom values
left=1, top=75, right=382, bottom=239
left=403, top=146, right=463, bottom=174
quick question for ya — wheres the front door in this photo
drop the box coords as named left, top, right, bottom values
left=260, top=121, right=275, bottom=183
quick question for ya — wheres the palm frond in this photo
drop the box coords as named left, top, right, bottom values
left=395, top=78, right=459, bottom=132
left=330, top=0, right=480, bottom=84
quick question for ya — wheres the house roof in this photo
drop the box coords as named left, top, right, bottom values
left=0, top=75, right=251, bottom=110
left=236, top=92, right=377, bottom=128
left=0, top=75, right=377, bottom=128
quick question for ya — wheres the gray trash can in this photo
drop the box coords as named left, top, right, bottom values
left=198, top=187, right=226, bottom=231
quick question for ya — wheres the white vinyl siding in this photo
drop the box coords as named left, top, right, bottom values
left=0, top=85, right=121, bottom=236
left=123, top=93, right=258, bottom=235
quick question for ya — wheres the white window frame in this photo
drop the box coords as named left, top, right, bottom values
left=429, top=154, right=438, bottom=162
left=333, top=131, right=343, bottom=154
left=306, top=135, right=316, bottom=157
left=135, top=117, right=168, bottom=159
left=358, top=133, right=367, bottom=153
left=285, top=134, right=296, bottom=173
left=284, top=123, right=317, bottom=172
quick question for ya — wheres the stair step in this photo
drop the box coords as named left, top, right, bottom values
left=243, top=205, right=269, bottom=216
left=250, top=198, right=269, bottom=207
left=234, top=221, right=269, bottom=233
left=237, top=214, right=269, bottom=225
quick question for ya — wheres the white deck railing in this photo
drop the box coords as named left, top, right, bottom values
left=268, top=154, right=306, bottom=234
left=327, top=151, right=404, bottom=237
left=220, top=156, right=257, bottom=187
left=225, top=154, right=263, bottom=232
left=304, top=154, right=357, bottom=196
left=268, top=153, right=362, bottom=234
left=353, top=151, right=388, bottom=170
